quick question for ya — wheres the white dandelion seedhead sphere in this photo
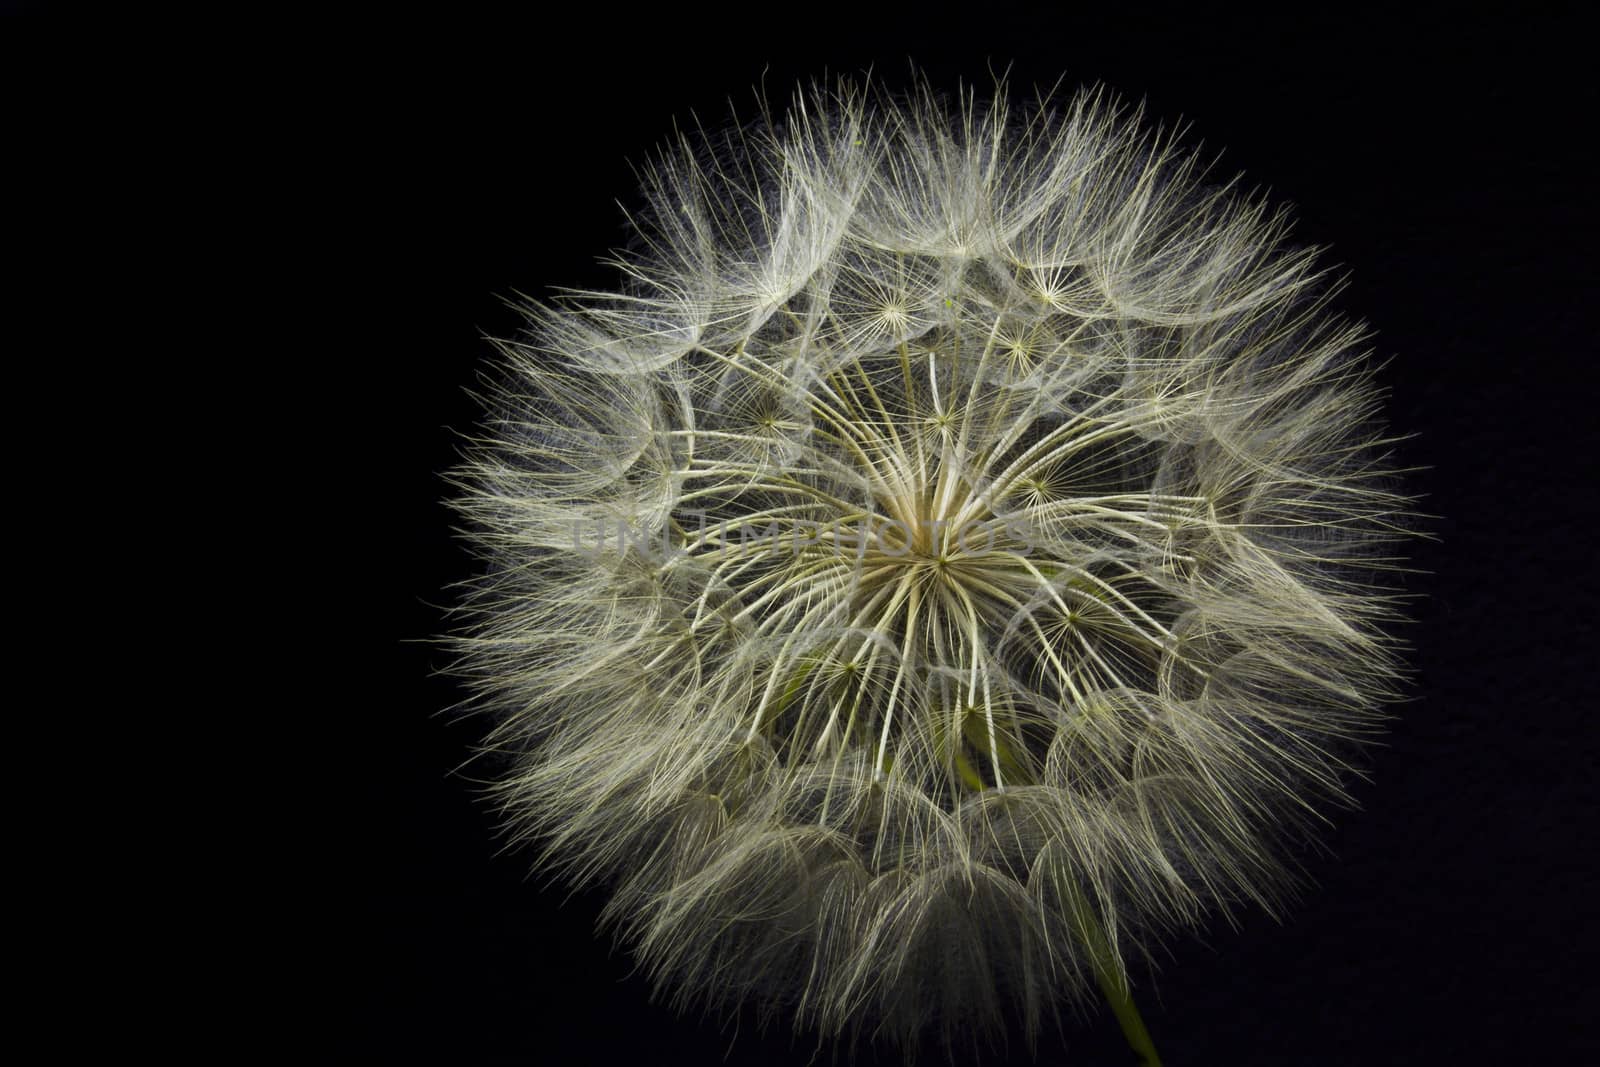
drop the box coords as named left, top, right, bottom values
left=452, top=74, right=1411, bottom=1052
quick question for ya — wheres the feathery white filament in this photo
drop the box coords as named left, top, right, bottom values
left=450, top=74, right=1412, bottom=1054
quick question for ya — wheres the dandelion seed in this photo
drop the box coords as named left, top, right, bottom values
left=448, top=72, right=1415, bottom=1061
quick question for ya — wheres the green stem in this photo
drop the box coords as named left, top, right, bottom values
left=1071, top=893, right=1163, bottom=1066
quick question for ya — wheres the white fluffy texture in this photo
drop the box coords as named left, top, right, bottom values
left=451, top=77, right=1411, bottom=1054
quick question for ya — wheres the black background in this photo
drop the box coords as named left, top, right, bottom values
left=31, top=6, right=1585, bottom=1064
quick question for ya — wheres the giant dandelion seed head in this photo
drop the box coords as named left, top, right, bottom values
left=449, top=73, right=1413, bottom=1055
